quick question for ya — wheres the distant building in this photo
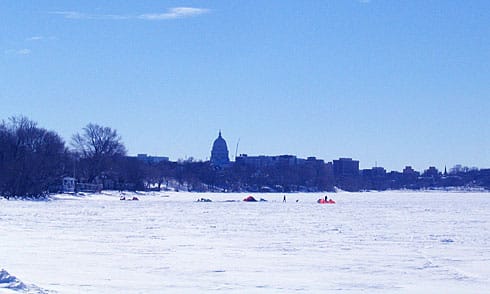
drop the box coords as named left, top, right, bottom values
left=372, top=167, right=387, bottom=176
left=361, top=167, right=389, bottom=191
left=362, top=166, right=386, bottom=177
left=333, top=158, right=359, bottom=176
left=403, top=166, right=417, bottom=175
left=423, top=166, right=440, bottom=178
left=236, top=154, right=274, bottom=168
left=210, top=131, right=230, bottom=168
left=305, top=156, right=325, bottom=167
left=236, top=154, right=301, bottom=168
left=332, top=158, right=360, bottom=191
left=136, top=154, right=169, bottom=164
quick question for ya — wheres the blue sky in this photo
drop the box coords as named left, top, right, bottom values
left=1, top=1, right=489, bottom=171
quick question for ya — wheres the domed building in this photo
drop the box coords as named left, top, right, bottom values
left=210, top=131, right=230, bottom=168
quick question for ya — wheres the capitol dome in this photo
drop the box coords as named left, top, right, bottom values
left=211, top=131, right=230, bottom=167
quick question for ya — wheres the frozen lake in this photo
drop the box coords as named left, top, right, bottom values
left=1, top=191, right=490, bottom=293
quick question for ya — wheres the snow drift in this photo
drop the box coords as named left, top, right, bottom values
left=0, top=269, right=45, bottom=293
left=0, top=269, right=27, bottom=291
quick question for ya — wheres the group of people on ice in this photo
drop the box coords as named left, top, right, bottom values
left=244, top=194, right=335, bottom=204
left=317, top=195, right=335, bottom=204
left=281, top=194, right=334, bottom=204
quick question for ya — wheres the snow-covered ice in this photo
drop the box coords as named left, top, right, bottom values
left=1, top=191, right=490, bottom=293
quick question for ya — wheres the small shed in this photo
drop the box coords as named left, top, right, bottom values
left=62, top=177, right=75, bottom=193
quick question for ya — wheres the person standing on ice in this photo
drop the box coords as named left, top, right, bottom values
left=283, top=195, right=286, bottom=202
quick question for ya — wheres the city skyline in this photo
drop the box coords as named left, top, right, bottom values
left=2, top=1, right=489, bottom=172
left=159, top=130, right=482, bottom=174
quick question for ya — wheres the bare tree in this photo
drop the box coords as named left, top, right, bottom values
left=71, top=123, right=126, bottom=182
left=72, top=123, right=126, bottom=158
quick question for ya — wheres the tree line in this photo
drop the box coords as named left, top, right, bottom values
left=0, top=116, right=128, bottom=198
left=2, top=116, right=488, bottom=198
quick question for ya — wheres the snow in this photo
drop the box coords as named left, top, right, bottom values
left=1, top=191, right=490, bottom=293
left=0, top=269, right=45, bottom=293
left=0, top=269, right=27, bottom=291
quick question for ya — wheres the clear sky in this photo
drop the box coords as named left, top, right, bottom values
left=1, top=1, right=489, bottom=172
